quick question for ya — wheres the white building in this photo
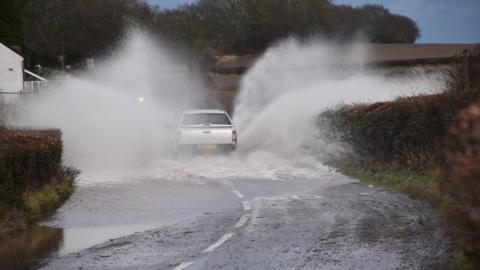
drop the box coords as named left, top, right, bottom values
left=0, top=42, right=24, bottom=94
left=0, top=42, right=47, bottom=104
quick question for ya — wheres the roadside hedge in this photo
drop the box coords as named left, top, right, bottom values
left=441, top=103, right=480, bottom=269
left=0, top=129, right=63, bottom=206
left=320, top=89, right=479, bottom=168
left=319, top=47, right=480, bottom=169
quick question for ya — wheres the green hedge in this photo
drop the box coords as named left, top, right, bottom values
left=0, top=129, right=63, bottom=206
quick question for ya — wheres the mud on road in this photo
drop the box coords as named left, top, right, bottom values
left=39, top=177, right=451, bottom=270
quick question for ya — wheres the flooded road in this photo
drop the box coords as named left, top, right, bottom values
left=0, top=176, right=239, bottom=269
left=1, top=160, right=452, bottom=270
left=38, top=174, right=451, bottom=270
left=44, top=179, right=239, bottom=255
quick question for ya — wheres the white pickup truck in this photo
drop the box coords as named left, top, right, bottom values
left=176, top=109, right=237, bottom=154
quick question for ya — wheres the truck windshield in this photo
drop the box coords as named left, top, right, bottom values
left=182, top=113, right=231, bottom=125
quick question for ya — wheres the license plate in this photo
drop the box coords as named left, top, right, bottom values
left=197, top=144, right=217, bottom=150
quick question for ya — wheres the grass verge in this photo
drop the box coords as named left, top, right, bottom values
left=330, top=160, right=480, bottom=269
left=23, top=177, right=75, bottom=223
left=331, top=162, right=445, bottom=205
left=0, top=175, right=75, bottom=240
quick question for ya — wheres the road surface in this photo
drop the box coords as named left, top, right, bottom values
left=36, top=168, right=451, bottom=270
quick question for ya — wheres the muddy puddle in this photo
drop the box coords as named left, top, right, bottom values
left=0, top=227, right=62, bottom=270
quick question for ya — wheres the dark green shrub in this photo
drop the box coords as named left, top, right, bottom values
left=0, top=129, right=63, bottom=206
left=320, top=89, right=479, bottom=168
left=0, top=129, right=78, bottom=238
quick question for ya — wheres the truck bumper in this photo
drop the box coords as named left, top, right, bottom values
left=177, top=144, right=236, bottom=155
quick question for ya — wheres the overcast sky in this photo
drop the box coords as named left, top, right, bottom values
left=147, top=0, right=480, bottom=43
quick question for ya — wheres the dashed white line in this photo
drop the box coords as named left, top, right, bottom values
left=203, top=233, right=235, bottom=253
left=232, top=188, right=244, bottom=199
left=234, top=214, right=250, bottom=228
left=172, top=261, right=194, bottom=270
left=291, top=195, right=300, bottom=199
left=241, top=201, right=251, bottom=211
left=170, top=187, right=251, bottom=269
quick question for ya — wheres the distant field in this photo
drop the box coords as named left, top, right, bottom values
left=368, top=43, right=478, bottom=64
left=211, top=43, right=478, bottom=73
left=207, top=43, right=478, bottom=112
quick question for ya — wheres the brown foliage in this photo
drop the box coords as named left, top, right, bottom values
left=156, top=0, right=420, bottom=55
left=441, top=103, right=480, bottom=268
left=15, top=0, right=420, bottom=66
left=18, top=0, right=156, bottom=65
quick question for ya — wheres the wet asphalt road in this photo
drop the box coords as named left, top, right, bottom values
left=37, top=173, right=451, bottom=270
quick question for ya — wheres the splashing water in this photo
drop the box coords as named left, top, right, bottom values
left=233, top=38, right=445, bottom=158
left=13, top=34, right=447, bottom=185
left=13, top=31, right=207, bottom=176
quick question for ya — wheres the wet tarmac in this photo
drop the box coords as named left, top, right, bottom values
left=1, top=169, right=452, bottom=270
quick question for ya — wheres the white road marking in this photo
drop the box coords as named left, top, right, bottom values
left=234, top=214, right=250, bottom=228
left=291, top=195, right=300, bottom=199
left=232, top=188, right=244, bottom=199
left=314, top=195, right=323, bottom=199
left=203, top=233, right=235, bottom=253
left=172, top=261, right=194, bottom=270
left=241, top=201, right=251, bottom=211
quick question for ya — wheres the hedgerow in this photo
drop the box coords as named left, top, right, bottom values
left=0, top=129, right=63, bottom=205
left=319, top=47, right=480, bottom=269
left=320, top=89, right=479, bottom=169
left=0, top=129, right=78, bottom=238
left=319, top=47, right=480, bottom=169
left=440, top=103, right=480, bottom=269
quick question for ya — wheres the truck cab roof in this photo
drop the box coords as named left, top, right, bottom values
left=183, top=109, right=227, bottom=114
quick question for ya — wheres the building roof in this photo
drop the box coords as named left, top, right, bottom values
left=0, top=42, right=23, bottom=59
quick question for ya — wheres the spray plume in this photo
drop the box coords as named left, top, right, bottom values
left=13, top=34, right=446, bottom=183
left=14, top=30, right=206, bottom=176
